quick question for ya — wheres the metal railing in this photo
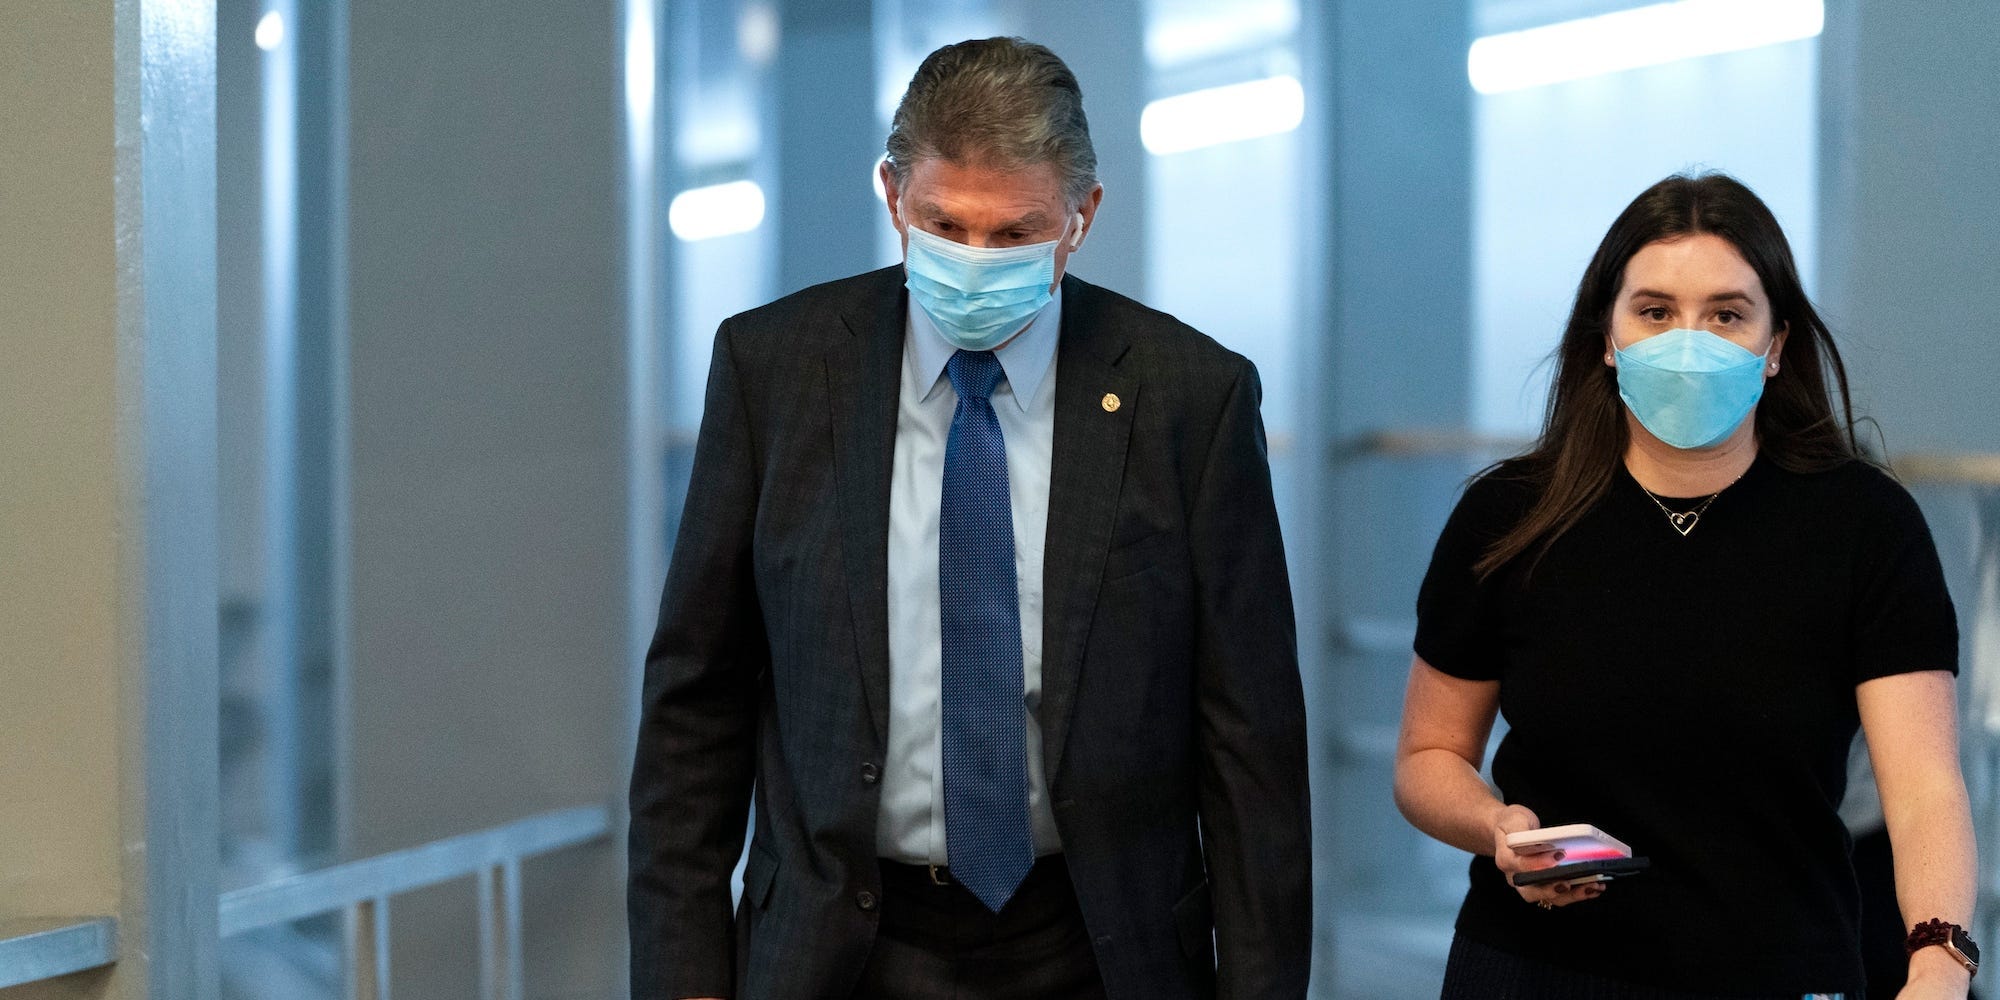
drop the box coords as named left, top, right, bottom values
left=0, top=918, right=119, bottom=989
left=1, top=805, right=610, bottom=995
left=1893, top=451, right=2000, bottom=487
left=218, top=803, right=611, bottom=1000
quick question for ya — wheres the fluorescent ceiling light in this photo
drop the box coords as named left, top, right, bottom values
left=681, top=115, right=759, bottom=166
left=669, top=180, right=766, bottom=242
left=738, top=3, right=779, bottom=67
left=1141, top=75, right=1305, bottom=156
left=1468, top=0, right=1824, bottom=95
left=624, top=3, right=656, bottom=123
left=255, top=11, right=285, bottom=51
left=1145, top=1, right=1298, bottom=68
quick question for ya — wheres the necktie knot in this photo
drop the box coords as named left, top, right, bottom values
left=946, top=349, right=1005, bottom=402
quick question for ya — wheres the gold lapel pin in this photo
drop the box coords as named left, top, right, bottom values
left=1101, top=393, right=1121, bottom=413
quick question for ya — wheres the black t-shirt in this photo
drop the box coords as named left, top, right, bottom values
left=1413, top=454, right=1958, bottom=996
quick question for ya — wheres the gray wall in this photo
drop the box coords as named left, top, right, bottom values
left=1005, top=0, right=1149, bottom=301
left=774, top=0, right=881, bottom=294
left=1819, top=0, right=2000, bottom=456
left=343, top=1, right=632, bottom=995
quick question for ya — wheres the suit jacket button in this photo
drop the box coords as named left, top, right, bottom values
left=856, top=890, right=879, bottom=912
left=860, top=763, right=880, bottom=784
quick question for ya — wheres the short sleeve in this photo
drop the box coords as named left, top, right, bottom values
left=1413, top=470, right=1534, bottom=682
left=1847, top=469, right=1959, bottom=684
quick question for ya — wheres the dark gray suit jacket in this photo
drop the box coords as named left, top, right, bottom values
left=629, top=267, right=1311, bottom=1000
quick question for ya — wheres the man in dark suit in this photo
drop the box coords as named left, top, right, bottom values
left=629, top=36, right=1311, bottom=1000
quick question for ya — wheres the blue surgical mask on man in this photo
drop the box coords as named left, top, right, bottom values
left=1613, top=327, right=1771, bottom=450
left=902, top=215, right=1082, bottom=351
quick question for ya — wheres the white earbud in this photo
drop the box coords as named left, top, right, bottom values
left=1068, top=212, right=1087, bottom=251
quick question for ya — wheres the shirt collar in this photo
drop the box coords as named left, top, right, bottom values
left=906, top=286, right=1063, bottom=413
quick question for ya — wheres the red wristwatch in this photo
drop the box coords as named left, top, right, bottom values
left=1905, top=918, right=1980, bottom=977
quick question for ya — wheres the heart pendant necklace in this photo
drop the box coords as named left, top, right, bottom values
left=1638, top=473, right=1741, bottom=537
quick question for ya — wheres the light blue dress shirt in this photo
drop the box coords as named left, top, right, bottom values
left=877, top=289, right=1064, bottom=866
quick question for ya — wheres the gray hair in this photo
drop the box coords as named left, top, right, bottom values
left=885, top=37, right=1098, bottom=208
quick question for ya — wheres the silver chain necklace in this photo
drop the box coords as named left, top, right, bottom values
left=1637, top=472, right=1744, bottom=537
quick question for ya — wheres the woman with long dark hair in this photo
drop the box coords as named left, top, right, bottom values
left=1394, top=173, right=1978, bottom=999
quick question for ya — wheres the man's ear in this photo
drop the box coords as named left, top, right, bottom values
left=879, top=159, right=904, bottom=231
left=1073, top=183, right=1104, bottom=249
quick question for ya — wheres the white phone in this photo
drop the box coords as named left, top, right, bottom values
left=1505, top=823, right=1632, bottom=861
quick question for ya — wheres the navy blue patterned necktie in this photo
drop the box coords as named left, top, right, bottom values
left=939, top=349, right=1032, bottom=913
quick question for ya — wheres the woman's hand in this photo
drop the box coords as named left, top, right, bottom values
left=1895, top=945, right=1973, bottom=998
left=1395, top=658, right=1603, bottom=909
left=1493, top=804, right=1607, bottom=910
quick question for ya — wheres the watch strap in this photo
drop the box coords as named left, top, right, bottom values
left=1905, top=918, right=1980, bottom=977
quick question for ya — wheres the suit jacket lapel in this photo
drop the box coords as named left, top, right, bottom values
left=828, top=268, right=906, bottom=747
left=1040, top=277, right=1136, bottom=785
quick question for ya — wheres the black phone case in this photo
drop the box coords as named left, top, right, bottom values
left=1511, top=855, right=1651, bottom=887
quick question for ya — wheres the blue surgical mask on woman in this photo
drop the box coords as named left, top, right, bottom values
left=1613, top=328, right=1771, bottom=450
left=902, top=216, right=1079, bottom=351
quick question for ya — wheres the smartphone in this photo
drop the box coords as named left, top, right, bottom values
left=1505, top=823, right=1632, bottom=861
left=1511, top=856, right=1651, bottom=887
